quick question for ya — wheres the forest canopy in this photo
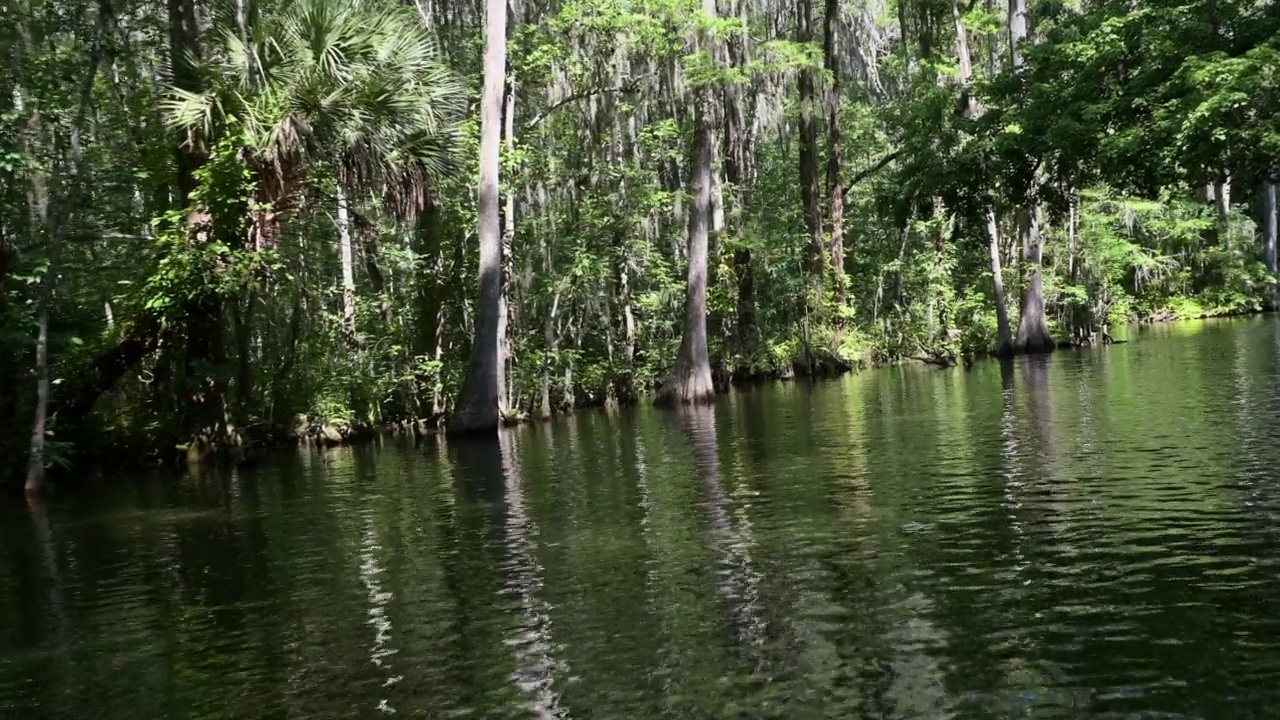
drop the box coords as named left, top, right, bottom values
left=1, top=0, right=1277, bottom=483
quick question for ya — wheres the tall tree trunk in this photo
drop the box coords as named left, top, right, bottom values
left=1007, top=0, right=1052, bottom=354
left=19, top=4, right=100, bottom=496
left=337, top=184, right=358, bottom=345
left=1013, top=208, right=1053, bottom=352
left=449, top=0, right=507, bottom=435
left=1265, top=180, right=1277, bottom=310
left=797, top=0, right=824, bottom=281
left=655, top=0, right=718, bottom=407
left=1007, top=0, right=1027, bottom=68
left=954, top=0, right=1013, bottom=354
left=823, top=0, right=845, bottom=300
left=988, top=209, right=1014, bottom=354
left=498, top=81, right=516, bottom=416
left=724, top=0, right=757, bottom=370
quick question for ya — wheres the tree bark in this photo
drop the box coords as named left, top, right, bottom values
left=797, top=0, right=824, bottom=281
left=1013, top=208, right=1054, bottom=352
left=988, top=209, right=1014, bottom=355
left=337, top=184, right=358, bottom=345
left=1265, top=180, right=1277, bottom=309
left=723, top=0, right=757, bottom=368
left=655, top=0, right=717, bottom=407
left=823, top=0, right=845, bottom=299
left=449, top=0, right=507, bottom=435
left=953, top=0, right=1012, bottom=353
left=498, top=81, right=516, bottom=416
left=19, top=4, right=100, bottom=496
left=1007, top=0, right=1027, bottom=69
left=1006, top=0, right=1052, bottom=354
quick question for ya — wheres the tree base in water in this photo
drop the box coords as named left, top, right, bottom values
left=1013, top=335, right=1057, bottom=355
left=654, top=367, right=716, bottom=407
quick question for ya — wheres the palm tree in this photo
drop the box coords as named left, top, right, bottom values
left=162, top=0, right=465, bottom=247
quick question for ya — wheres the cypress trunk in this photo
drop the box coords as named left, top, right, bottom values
left=655, top=0, right=718, bottom=406
left=797, top=0, right=824, bottom=280
left=449, top=0, right=507, bottom=435
left=824, top=0, right=845, bottom=298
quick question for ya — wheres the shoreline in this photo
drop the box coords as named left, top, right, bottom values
left=17, top=309, right=1275, bottom=490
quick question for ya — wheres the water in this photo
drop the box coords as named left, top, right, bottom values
left=5, top=318, right=1280, bottom=719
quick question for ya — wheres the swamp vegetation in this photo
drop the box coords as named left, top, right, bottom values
left=1, top=0, right=1277, bottom=486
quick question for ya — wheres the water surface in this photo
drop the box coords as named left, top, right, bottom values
left=5, top=318, right=1280, bottom=719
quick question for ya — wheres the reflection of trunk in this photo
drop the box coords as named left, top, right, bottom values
left=1013, top=209, right=1054, bottom=353
left=449, top=0, right=507, bottom=434
left=498, top=433, right=563, bottom=716
left=656, top=66, right=716, bottom=406
left=797, top=0, right=823, bottom=281
left=681, top=405, right=768, bottom=652
left=27, top=499, right=66, bottom=623
left=1265, top=181, right=1278, bottom=309
left=358, top=509, right=399, bottom=712
left=823, top=0, right=844, bottom=299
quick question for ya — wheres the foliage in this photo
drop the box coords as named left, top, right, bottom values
left=0, top=0, right=1276, bottom=478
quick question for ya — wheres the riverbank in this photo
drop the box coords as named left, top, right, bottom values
left=12, top=309, right=1273, bottom=490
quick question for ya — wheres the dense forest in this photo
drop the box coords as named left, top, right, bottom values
left=1, top=0, right=1277, bottom=489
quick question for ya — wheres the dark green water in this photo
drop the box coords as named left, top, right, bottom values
left=6, top=319, right=1280, bottom=719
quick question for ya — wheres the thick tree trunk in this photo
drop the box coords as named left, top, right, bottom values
left=1007, top=0, right=1027, bottom=68
left=1013, top=209, right=1054, bottom=353
left=797, top=0, right=824, bottom=281
left=823, top=0, right=844, bottom=299
left=1005, top=0, right=1051, bottom=355
left=656, top=0, right=717, bottom=407
left=656, top=109, right=716, bottom=405
left=449, top=0, right=507, bottom=435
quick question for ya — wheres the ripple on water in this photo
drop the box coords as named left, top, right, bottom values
left=7, top=321, right=1280, bottom=718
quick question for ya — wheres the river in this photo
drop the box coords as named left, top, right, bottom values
left=4, top=318, right=1280, bottom=719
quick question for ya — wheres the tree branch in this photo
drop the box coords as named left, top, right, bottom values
left=522, top=76, right=648, bottom=132
left=841, top=149, right=902, bottom=199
